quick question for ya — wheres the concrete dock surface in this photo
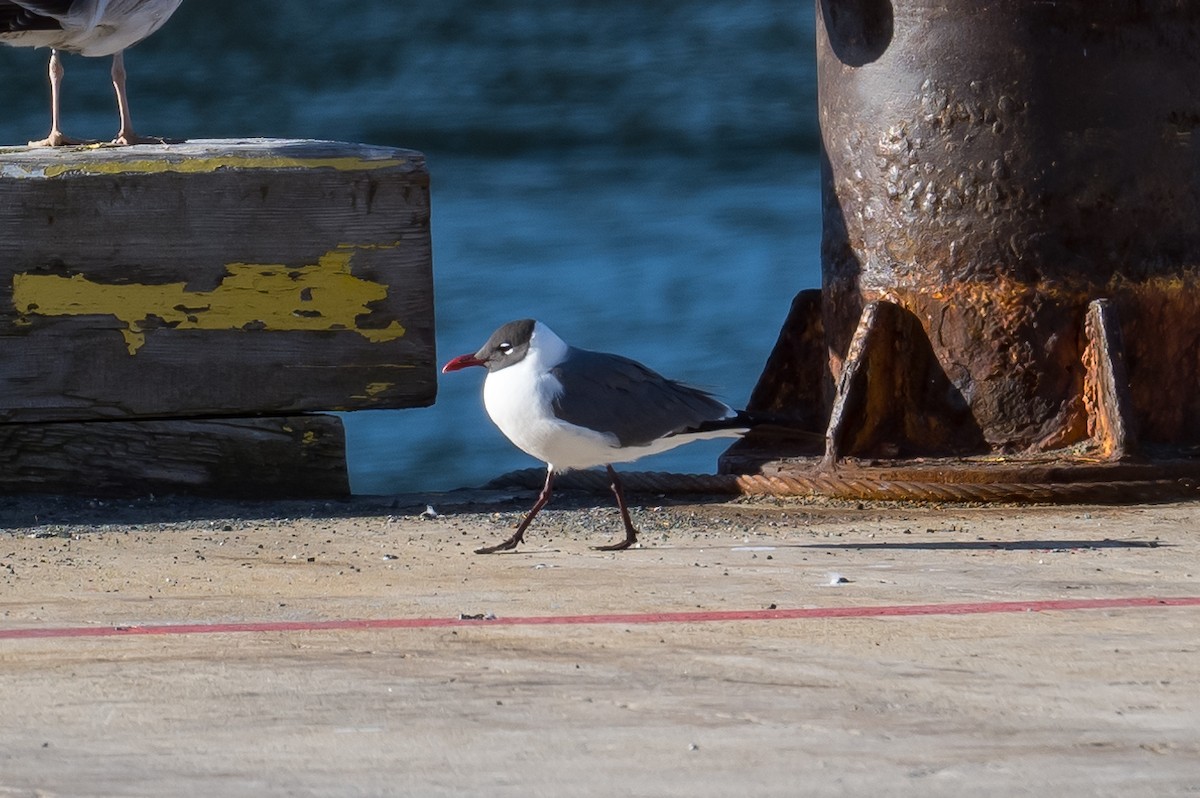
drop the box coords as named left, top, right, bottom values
left=1, top=492, right=1198, bottom=797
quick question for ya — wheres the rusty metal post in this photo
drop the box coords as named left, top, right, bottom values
left=723, top=0, right=1200, bottom=498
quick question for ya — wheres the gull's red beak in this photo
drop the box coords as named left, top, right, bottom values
left=442, top=353, right=486, bottom=373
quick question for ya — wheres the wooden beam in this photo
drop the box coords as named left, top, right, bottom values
left=0, top=138, right=435, bottom=423
left=0, top=415, right=349, bottom=498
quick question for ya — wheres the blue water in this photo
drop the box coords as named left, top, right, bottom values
left=0, top=1, right=822, bottom=493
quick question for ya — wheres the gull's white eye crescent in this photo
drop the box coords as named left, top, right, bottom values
left=498, top=342, right=513, bottom=355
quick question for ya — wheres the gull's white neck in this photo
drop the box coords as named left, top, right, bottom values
left=521, top=321, right=569, bottom=371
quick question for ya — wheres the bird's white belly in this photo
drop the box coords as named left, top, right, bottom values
left=484, top=364, right=620, bottom=471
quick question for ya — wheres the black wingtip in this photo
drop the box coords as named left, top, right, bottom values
left=691, top=411, right=824, bottom=443
left=0, top=7, right=65, bottom=34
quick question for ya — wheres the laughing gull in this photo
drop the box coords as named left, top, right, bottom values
left=0, top=0, right=184, bottom=146
left=442, top=319, right=751, bottom=554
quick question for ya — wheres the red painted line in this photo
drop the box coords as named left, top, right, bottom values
left=2, top=596, right=1198, bottom=641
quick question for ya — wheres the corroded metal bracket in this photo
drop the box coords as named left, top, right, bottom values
left=721, top=1, right=1200, bottom=500
left=720, top=295, right=1198, bottom=499
left=823, top=300, right=985, bottom=463
left=1082, top=299, right=1137, bottom=461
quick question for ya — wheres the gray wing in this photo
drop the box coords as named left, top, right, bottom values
left=550, top=347, right=734, bottom=447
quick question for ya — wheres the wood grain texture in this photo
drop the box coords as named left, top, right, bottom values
left=0, top=415, right=350, bottom=498
left=0, top=138, right=435, bottom=423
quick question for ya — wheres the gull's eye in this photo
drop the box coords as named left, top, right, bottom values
left=497, top=341, right=513, bottom=355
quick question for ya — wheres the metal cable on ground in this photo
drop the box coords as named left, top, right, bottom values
left=486, top=468, right=1200, bottom=504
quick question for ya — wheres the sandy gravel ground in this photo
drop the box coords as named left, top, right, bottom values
left=1, top=491, right=1199, bottom=797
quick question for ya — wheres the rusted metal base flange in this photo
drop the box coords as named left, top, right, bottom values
left=718, top=455, right=1200, bottom=504
left=490, top=461, right=1200, bottom=504
left=720, top=292, right=1199, bottom=503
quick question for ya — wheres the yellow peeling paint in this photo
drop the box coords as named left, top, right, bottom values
left=40, top=155, right=410, bottom=179
left=12, top=246, right=407, bottom=354
left=348, top=382, right=398, bottom=402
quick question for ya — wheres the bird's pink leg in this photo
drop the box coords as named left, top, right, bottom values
left=110, top=51, right=164, bottom=145
left=475, top=468, right=556, bottom=554
left=111, top=50, right=139, bottom=145
left=111, top=50, right=134, bottom=143
left=28, top=50, right=84, bottom=147
left=593, top=465, right=639, bottom=551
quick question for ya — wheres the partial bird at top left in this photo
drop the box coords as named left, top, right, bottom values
left=0, top=0, right=184, bottom=147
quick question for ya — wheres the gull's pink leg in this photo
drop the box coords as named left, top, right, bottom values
left=28, top=49, right=83, bottom=147
left=111, top=50, right=165, bottom=145
left=111, top=50, right=136, bottom=145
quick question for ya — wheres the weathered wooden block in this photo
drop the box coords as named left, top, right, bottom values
left=0, top=138, right=435, bottom=423
left=0, top=415, right=349, bottom=498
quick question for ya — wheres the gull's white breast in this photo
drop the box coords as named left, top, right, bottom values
left=483, top=353, right=621, bottom=472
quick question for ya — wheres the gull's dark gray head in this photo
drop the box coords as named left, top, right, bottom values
left=442, top=318, right=537, bottom=374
